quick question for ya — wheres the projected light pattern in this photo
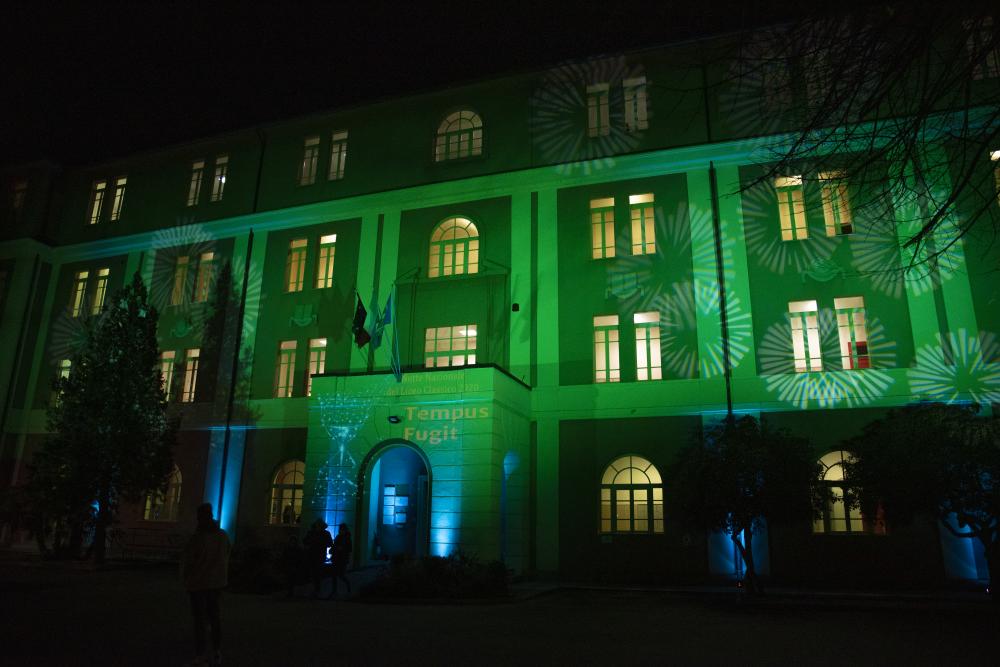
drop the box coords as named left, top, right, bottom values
left=150, top=223, right=215, bottom=311
left=741, top=182, right=838, bottom=275
left=313, top=377, right=395, bottom=528
left=850, top=217, right=963, bottom=298
left=717, top=28, right=795, bottom=140
left=759, top=312, right=897, bottom=408
left=531, top=56, right=642, bottom=175
left=908, top=329, right=1000, bottom=405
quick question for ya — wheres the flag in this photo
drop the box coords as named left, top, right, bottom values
left=371, top=288, right=393, bottom=350
left=352, top=294, right=370, bottom=348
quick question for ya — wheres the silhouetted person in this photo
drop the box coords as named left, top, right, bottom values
left=181, top=503, right=230, bottom=666
left=279, top=534, right=303, bottom=597
left=329, top=522, right=352, bottom=598
left=303, top=519, right=332, bottom=598
left=281, top=503, right=294, bottom=525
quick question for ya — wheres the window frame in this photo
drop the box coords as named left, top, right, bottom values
left=315, top=233, right=337, bottom=289
left=424, top=324, right=478, bottom=368
left=586, top=83, right=610, bottom=138
left=285, top=238, right=308, bottom=292
left=428, top=217, right=480, bottom=279
left=834, top=296, right=870, bottom=370
left=634, top=311, right=662, bottom=381
left=110, top=176, right=127, bottom=222
left=87, top=180, right=107, bottom=225
left=274, top=340, right=298, bottom=398
left=91, top=267, right=110, bottom=315
left=775, top=176, right=808, bottom=241
left=328, top=130, right=348, bottom=180
left=434, top=110, right=484, bottom=162
left=298, top=135, right=320, bottom=186
left=789, top=300, right=822, bottom=372
left=181, top=348, right=200, bottom=403
left=192, top=252, right=215, bottom=303
left=819, top=171, right=853, bottom=236
left=629, top=193, right=656, bottom=255
left=590, top=197, right=616, bottom=259
left=306, top=337, right=327, bottom=396
left=187, top=159, right=205, bottom=206
left=623, top=76, right=649, bottom=132
left=813, top=451, right=885, bottom=535
left=593, top=315, right=621, bottom=383
left=269, top=459, right=305, bottom=526
left=600, top=455, right=664, bottom=534
left=210, top=154, right=228, bottom=202
left=70, top=270, right=89, bottom=318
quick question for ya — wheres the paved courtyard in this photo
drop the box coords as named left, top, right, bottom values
left=1, top=560, right=996, bottom=666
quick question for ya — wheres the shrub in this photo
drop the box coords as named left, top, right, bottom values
left=362, top=553, right=509, bottom=600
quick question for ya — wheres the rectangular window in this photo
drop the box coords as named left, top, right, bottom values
left=210, top=154, right=228, bottom=202
left=299, top=136, right=320, bottom=186
left=634, top=311, right=662, bottom=381
left=91, top=267, right=110, bottom=314
left=315, top=234, right=337, bottom=288
left=12, top=179, right=27, bottom=212
left=58, top=358, right=72, bottom=381
left=966, top=16, right=1000, bottom=80
left=275, top=340, right=297, bottom=398
left=181, top=348, right=200, bottom=402
left=193, top=252, right=215, bottom=303
left=110, top=176, right=127, bottom=221
left=170, top=256, right=189, bottom=306
left=587, top=83, right=610, bottom=137
left=834, top=296, right=870, bottom=370
left=285, top=239, right=307, bottom=292
left=629, top=193, right=656, bottom=255
left=187, top=160, right=205, bottom=206
left=623, top=76, right=648, bottom=131
left=160, top=351, right=176, bottom=399
left=775, top=176, right=807, bottom=241
left=424, top=324, right=477, bottom=368
left=328, top=131, right=348, bottom=180
left=593, top=315, right=620, bottom=383
left=88, top=180, right=107, bottom=225
left=70, top=270, right=89, bottom=317
left=789, top=300, right=822, bottom=372
left=307, top=337, right=327, bottom=396
left=991, top=150, right=1000, bottom=206
left=590, top=197, right=616, bottom=259
left=819, top=171, right=853, bottom=236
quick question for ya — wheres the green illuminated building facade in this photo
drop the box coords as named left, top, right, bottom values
left=2, top=33, right=999, bottom=586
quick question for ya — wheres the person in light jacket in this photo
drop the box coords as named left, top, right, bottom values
left=181, top=503, right=231, bottom=666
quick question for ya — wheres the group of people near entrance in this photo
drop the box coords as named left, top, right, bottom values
left=179, top=505, right=352, bottom=666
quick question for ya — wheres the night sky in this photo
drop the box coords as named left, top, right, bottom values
left=2, top=3, right=798, bottom=167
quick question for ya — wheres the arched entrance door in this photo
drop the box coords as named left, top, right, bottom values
left=361, top=442, right=430, bottom=563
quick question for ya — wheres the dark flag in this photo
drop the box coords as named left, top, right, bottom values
left=352, top=294, right=370, bottom=348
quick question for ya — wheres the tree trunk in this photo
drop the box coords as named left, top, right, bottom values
left=983, top=534, right=999, bottom=604
left=732, top=525, right=762, bottom=596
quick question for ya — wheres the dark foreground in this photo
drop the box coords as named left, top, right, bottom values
left=0, top=561, right=996, bottom=666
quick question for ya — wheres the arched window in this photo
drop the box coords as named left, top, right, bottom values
left=429, top=217, right=480, bottom=278
left=600, top=456, right=664, bottom=534
left=144, top=465, right=182, bottom=522
left=813, top=450, right=884, bottom=534
left=269, top=459, right=305, bottom=525
left=434, top=110, right=483, bottom=161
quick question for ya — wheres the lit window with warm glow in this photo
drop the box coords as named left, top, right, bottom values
left=170, top=256, right=189, bottom=306
left=634, top=311, right=662, bottom=381
left=775, top=175, right=807, bottom=241
left=435, top=110, right=483, bottom=161
left=110, top=176, right=127, bottom=221
left=789, top=300, right=822, bottom=372
left=70, top=270, right=89, bottom=317
left=315, top=234, right=336, bottom=288
left=600, top=456, right=664, bottom=534
left=210, top=154, right=228, bottom=202
left=181, top=348, right=200, bottom=403
left=193, top=252, right=215, bottom=303
left=91, top=267, right=109, bottom=314
left=275, top=340, right=297, bottom=398
left=307, top=338, right=326, bottom=396
left=299, top=136, right=320, bottom=185
left=991, top=150, right=1000, bottom=206
left=187, top=160, right=205, bottom=206
left=820, top=171, right=853, bottom=236
left=87, top=180, right=106, bottom=225
left=429, top=217, right=479, bottom=278
left=834, top=296, right=870, bottom=370
left=590, top=197, right=615, bottom=259
left=58, top=358, right=72, bottom=381
left=424, top=324, right=477, bottom=368
left=587, top=83, right=610, bottom=137
left=594, top=315, right=620, bottom=383
left=328, top=131, right=348, bottom=179
left=623, top=77, right=648, bottom=131
left=160, top=351, right=176, bottom=399
left=269, top=460, right=305, bottom=525
left=813, top=451, right=884, bottom=535
left=144, top=465, right=182, bottom=522
left=286, top=238, right=307, bottom=292
left=629, top=193, right=656, bottom=255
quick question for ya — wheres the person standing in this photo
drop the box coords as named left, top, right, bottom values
left=181, top=503, right=231, bottom=667
left=328, top=522, right=352, bottom=599
left=303, top=519, right=332, bottom=598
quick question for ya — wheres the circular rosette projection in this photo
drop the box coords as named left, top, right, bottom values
left=740, top=180, right=838, bottom=276
left=531, top=56, right=642, bottom=175
left=149, top=222, right=216, bottom=312
left=908, top=329, right=1000, bottom=405
left=758, top=309, right=897, bottom=409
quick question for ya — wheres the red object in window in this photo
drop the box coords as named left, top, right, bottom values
left=848, top=342, right=870, bottom=369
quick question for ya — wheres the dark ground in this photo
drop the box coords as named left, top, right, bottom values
left=0, top=560, right=996, bottom=666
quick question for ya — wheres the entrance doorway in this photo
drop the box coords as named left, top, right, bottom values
left=362, top=443, right=429, bottom=563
